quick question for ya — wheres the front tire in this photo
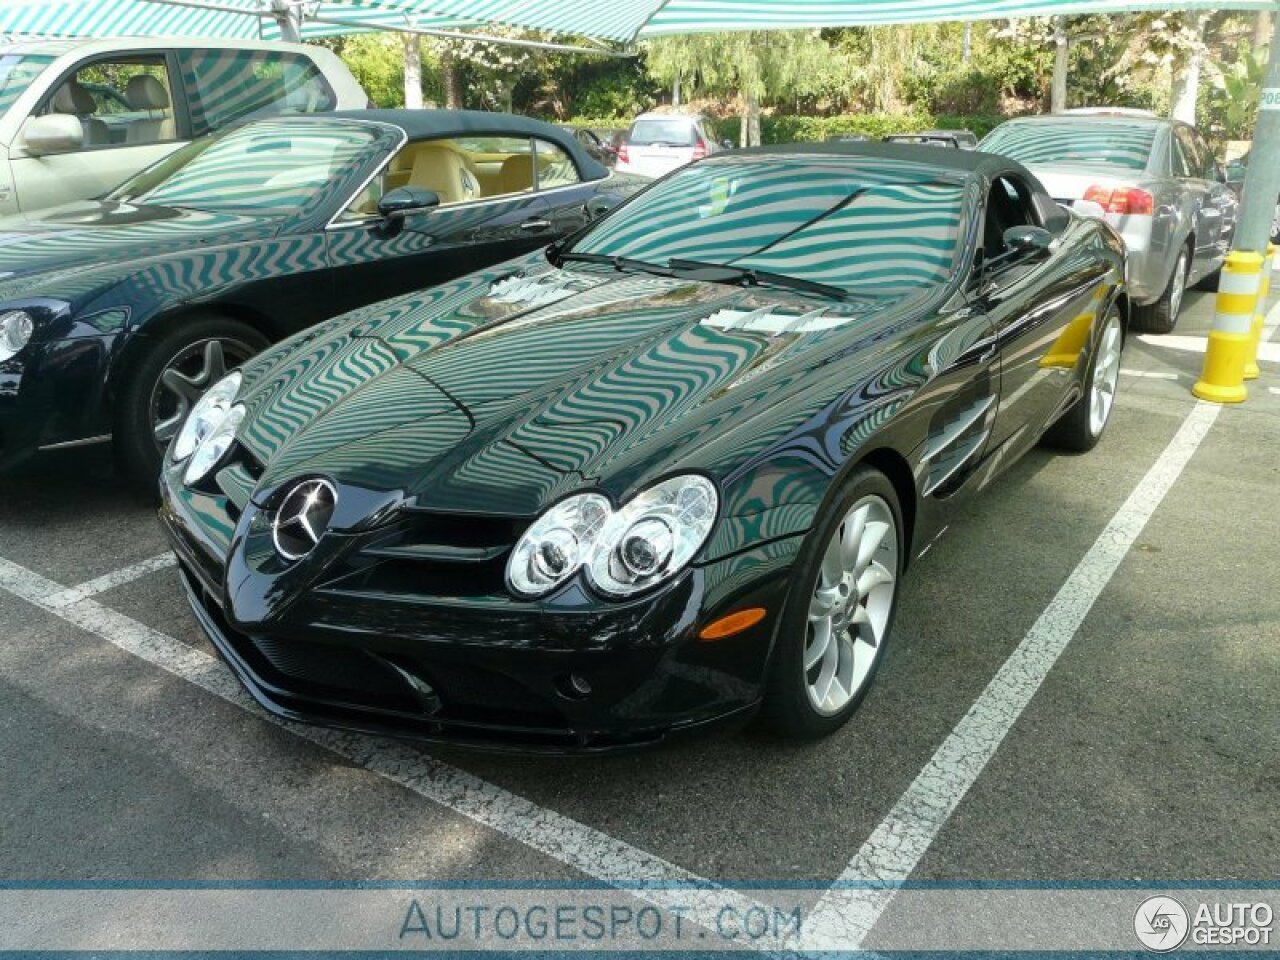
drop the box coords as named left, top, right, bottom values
left=1042, top=306, right=1123, bottom=452
left=762, top=466, right=903, bottom=740
left=114, top=314, right=268, bottom=490
left=1132, top=247, right=1188, bottom=334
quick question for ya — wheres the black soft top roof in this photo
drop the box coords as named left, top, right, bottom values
left=323, top=108, right=608, bottom=180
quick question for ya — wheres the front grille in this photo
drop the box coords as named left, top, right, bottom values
left=327, top=510, right=528, bottom=599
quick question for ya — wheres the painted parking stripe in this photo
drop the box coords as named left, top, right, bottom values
left=1119, top=368, right=1180, bottom=381
left=800, top=398, right=1223, bottom=950
left=42, top=553, right=176, bottom=608
left=0, top=555, right=770, bottom=936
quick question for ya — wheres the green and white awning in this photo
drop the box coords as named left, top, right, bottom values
left=0, top=0, right=470, bottom=41
left=2, top=0, right=1277, bottom=44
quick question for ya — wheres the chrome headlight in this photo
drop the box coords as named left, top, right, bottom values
left=588, top=475, right=718, bottom=597
left=0, top=310, right=34, bottom=363
left=508, top=492, right=611, bottom=597
left=183, top=404, right=245, bottom=485
left=173, top=371, right=241, bottom=462
left=506, top=475, right=718, bottom=600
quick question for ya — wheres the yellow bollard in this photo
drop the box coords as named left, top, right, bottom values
left=1193, top=250, right=1264, bottom=403
left=1243, top=243, right=1277, bottom=381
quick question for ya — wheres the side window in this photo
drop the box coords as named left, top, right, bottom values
left=982, top=175, right=1037, bottom=263
left=533, top=139, right=581, bottom=190
left=177, top=49, right=336, bottom=136
left=1190, top=128, right=1215, bottom=179
left=1170, top=129, right=1194, bottom=178
left=340, top=134, right=585, bottom=222
left=39, top=55, right=176, bottom=150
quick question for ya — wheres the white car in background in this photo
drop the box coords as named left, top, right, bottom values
left=0, top=37, right=367, bottom=215
left=616, top=112, right=728, bottom=179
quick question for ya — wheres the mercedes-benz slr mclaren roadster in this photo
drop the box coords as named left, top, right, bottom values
left=160, top=143, right=1128, bottom=752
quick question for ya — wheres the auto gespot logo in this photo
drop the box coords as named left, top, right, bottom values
left=1135, top=895, right=1274, bottom=951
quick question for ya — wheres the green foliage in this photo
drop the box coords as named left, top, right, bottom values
left=1205, top=44, right=1268, bottom=140
left=328, top=34, right=403, bottom=107
left=714, top=111, right=1002, bottom=144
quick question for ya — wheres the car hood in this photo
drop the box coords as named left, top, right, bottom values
left=237, top=259, right=909, bottom=520
left=0, top=200, right=276, bottom=291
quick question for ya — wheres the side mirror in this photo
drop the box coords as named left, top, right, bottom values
left=23, top=114, right=84, bottom=156
left=1003, top=225, right=1055, bottom=260
left=377, top=185, right=439, bottom=220
left=1214, top=162, right=1229, bottom=184
left=584, top=196, right=614, bottom=219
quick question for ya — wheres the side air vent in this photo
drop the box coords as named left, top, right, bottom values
left=921, top=393, right=995, bottom=496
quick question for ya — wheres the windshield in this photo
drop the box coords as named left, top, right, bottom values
left=0, top=53, right=54, bottom=115
left=569, top=157, right=966, bottom=295
left=628, top=118, right=696, bottom=147
left=111, top=119, right=380, bottom=215
left=980, top=120, right=1156, bottom=171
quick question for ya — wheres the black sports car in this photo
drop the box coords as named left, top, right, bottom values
left=160, top=143, right=1128, bottom=752
left=0, top=109, right=642, bottom=483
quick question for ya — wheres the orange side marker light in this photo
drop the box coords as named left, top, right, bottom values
left=698, top=607, right=767, bottom=641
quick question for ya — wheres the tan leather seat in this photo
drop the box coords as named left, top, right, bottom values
left=407, top=144, right=480, bottom=204
left=124, top=75, right=175, bottom=143
left=51, top=80, right=109, bottom=146
left=499, top=154, right=534, bottom=194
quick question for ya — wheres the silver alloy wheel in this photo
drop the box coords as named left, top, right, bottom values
left=804, top=494, right=898, bottom=716
left=1089, top=312, right=1123, bottom=437
left=1169, top=250, right=1188, bottom=322
left=149, top=337, right=255, bottom=452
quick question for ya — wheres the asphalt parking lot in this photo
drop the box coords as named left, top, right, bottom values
left=2, top=287, right=1278, bottom=944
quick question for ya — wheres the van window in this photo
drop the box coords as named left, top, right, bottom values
left=0, top=53, right=55, bottom=116
left=36, top=55, right=177, bottom=150
left=177, top=49, right=336, bottom=136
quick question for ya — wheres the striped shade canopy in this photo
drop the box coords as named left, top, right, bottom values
left=1, top=0, right=1277, bottom=44
left=335, top=0, right=1280, bottom=42
left=0, top=0, right=470, bottom=41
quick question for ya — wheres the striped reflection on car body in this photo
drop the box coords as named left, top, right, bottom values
left=980, top=119, right=1156, bottom=171
left=578, top=156, right=965, bottom=294
left=143, top=121, right=376, bottom=213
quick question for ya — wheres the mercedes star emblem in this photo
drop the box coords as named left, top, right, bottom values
left=271, top=478, right=338, bottom=561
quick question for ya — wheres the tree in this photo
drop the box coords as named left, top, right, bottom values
left=645, top=31, right=832, bottom=146
left=402, top=34, right=423, bottom=109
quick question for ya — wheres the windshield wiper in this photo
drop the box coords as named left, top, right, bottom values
left=667, top=258, right=848, bottom=302
left=555, top=251, right=673, bottom=278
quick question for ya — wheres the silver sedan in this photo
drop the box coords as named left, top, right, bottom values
left=980, top=112, right=1238, bottom=333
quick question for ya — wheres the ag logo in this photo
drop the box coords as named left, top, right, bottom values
left=1135, top=895, right=1190, bottom=952
left=272, top=478, right=337, bottom=561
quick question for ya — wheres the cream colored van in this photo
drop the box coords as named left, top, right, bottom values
left=0, top=37, right=367, bottom=214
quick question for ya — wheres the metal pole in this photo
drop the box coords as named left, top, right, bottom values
left=1234, top=30, right=1280, bottom=254
left=270, top=0, right=302, bottom=42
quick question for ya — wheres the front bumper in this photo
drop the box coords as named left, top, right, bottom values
left=160, top=461, right=799, bottom=753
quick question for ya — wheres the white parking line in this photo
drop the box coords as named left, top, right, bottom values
left=0, top=555, right=769, bottom=938
left=1120, top=368, right=1180, bottom=380
left=42, top=552, right=176, bottom=608
left=801, top=398, right=1223, bottom=950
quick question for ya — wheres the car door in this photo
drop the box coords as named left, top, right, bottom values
left=977, top=175, right=1103, bottom=456
left=323, top=135, right=554, bottom=315
left=1171, top=124, right=1228, bottom=272
left=10, top=51, right=188, bottom=212
left=1191, top=125, right=1238, bottom=259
